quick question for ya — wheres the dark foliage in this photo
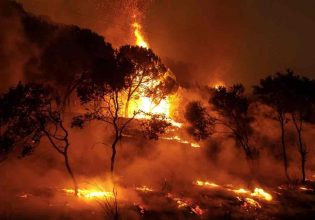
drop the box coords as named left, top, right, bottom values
left=210, top=84, right=256, bottom=159
left=254, top=70, right=315, bottom=182
left=0, top=82, right=78, bottom=193
left=142, top=114, right=172, bottom=140
left=185, top=101, right=215, bottom=141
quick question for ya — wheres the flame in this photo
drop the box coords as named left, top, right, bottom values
left=233, top=188, right=272, bottom=201
left=195, top=180, right=219, bottom=187
left=136, top=97, right=170, bottom=117
left=194, top=180, right=273, bottom=203
left=129, top=18, right=181, bottom=125
left=251, top=188, right=273, bottom=201
left=63, top=188, right=113, bottom=200
left=210, top=81, right=226, bottom=89
left=132, top=22, right=149, bottom=49
left=233, top=188, right=250, bottom=194
left=129, top=19, right=172, bottom=119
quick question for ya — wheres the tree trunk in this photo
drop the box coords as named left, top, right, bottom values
left=279, top=118, right=290, bottom=181
left=110, top=137, right=119, bottom=174
left=64, top=148, right=78, bottom=196
left=297, top=131, right=306, bottom=183
left=44, top=129, right=78, bottom=196
left=292, top=114, right=307, bottom=183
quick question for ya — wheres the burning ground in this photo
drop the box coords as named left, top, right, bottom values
left=1, top=1, right=315, bottom=220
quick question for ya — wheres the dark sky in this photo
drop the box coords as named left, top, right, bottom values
left=18, top=0, right=315, bottom=88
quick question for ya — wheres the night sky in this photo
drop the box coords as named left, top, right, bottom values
left=18, top=0, right=315, bottom=88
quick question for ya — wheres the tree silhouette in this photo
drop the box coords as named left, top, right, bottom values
left=142, top=114, right=172, bottom=140
left=283, top=71, right=315, bottom=182
left=184, top=101, right=215, bottom=141
left=73, top=46, right=176, bottom=175
left=71, top=49, right=134, bottom=175
left=210, top=84, right=256, bottom=160
left=0, top=83, right=78, bottom=194
left=253, top=71, right=297, bottom=181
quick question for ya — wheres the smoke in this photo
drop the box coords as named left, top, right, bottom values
left=0, top=1, right=28, bottom=91
left=1, top=1, right=315, bottom=219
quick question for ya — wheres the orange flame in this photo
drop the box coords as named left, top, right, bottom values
left=63, top=188, right=113, bottom=200
left=132, top=22, right=149, bottom=49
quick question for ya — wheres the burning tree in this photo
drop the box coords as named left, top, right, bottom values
left=0, top=83, right=78, bottom=194
left=209, top=84, right=257, bottom=160
left=118, top=45, right=175, bottom=118
left=72, top=46, right=173, bottom=175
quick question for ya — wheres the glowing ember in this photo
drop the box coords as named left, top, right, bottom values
left=63, top=188, right=113, bottom=200
left=299, top=186, right=314, bottom=192
left=233, top=188, right=250, bottom=194
left=191, top=205, right=205, bottom=216
left=166, top=193, right=205, bottom=216
left=195, top=180, right=220, bottom=187
left=162, top=136, right=200, bottom=148
left=239, top=197, right=262, bottom=209
left=136, top=185, right=154, bottom=192
left=19, top=194, right=28, bottom=198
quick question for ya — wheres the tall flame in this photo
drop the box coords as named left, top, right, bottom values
left=132, top=22, right=149, bottom=48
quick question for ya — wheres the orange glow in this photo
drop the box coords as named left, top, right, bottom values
left=129, top=19, right=177, bottom=122
left=233, top=188, right=250, bottom=194
left=136, top=185, right=154, bottom=192
left=195, top=180, right=220, bottom=187
left=194, top=180, right=273, bottom=203
left=241, top=197, right=262, bottom=209
left=63, top=188, right=113, bottom=200
left=251, top=188, right=273, bottom=201
left=211, top=81, right=226, bottom=89
left=162, top=135, right=200, bottom=148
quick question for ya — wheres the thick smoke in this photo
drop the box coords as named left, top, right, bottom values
left=1, top=1, right=315, bottom=219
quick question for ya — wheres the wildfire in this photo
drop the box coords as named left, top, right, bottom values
left=63, top=188, right=113, bottom=200
left=130, top=18, right=176, bottom=121
left=194, top=180, right=273, bottom=203
left=232, top=187, right=272, bottom=202
left=130, top=16, right=201, bottom=150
